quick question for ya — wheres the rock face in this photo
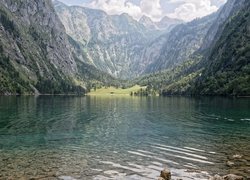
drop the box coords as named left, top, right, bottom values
left=54, top=1, right=149, bottom=79
left=1, top=0, right=77, bottom=75
left=139, top=15, right=158, bottom=30
left=54, top=0, right=183, bottom=79
left=0, top=0, right=79, bottom=94
left=0, top=0, right=117, bottom=94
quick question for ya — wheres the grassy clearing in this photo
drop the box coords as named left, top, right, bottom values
left=88, top=85, right=147, bottom=96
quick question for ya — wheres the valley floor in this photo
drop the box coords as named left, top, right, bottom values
left=87, top=85, right=147, bottom=96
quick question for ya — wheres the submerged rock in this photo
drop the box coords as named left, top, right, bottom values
left=233, top=154, right=243, bottom=159
left=223, top=174, right=244, bottom=180
left=209, top=174, right=224, bottom=180
left=227, top=161, right=235, bottom=167
left=160, top=168, right=171, bottom=180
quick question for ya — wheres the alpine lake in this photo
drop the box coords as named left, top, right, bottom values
left=0, top=96, right=249, bottom=179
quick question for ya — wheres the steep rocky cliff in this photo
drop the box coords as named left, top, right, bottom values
left=0, top=0, right=118, bottom=94
left=0, top=0, right=79, bottom=94
left=0, top=0, right=77, bottom=75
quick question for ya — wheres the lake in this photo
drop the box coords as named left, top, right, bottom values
left=0, top=96, right=249, bottom=179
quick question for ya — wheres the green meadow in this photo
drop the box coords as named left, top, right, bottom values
left=88, top=85, right=147, bottom=96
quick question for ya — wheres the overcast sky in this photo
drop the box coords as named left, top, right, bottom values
left=57, top=0, right=227, bottom=22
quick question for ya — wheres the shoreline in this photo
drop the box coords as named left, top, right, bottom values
left=0, top=94, right=250, bottom=98
left=0, top=94, right=85, bottom=96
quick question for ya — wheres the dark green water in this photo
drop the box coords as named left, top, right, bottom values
left=0, top=96, right=249, bottom=180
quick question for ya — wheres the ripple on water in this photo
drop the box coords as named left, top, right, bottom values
left=241, top=118, right=250, bottom=121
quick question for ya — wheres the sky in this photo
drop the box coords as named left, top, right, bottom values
left=57, top=0, right=227, bottom=22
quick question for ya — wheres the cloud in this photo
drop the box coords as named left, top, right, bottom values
left=84, top=0, right=142, bottom=20
left=168, top=0, right=219, bottom=21
left=81, top=0, right=226, bottom=22
left=140, top=0, right=163, bottom=20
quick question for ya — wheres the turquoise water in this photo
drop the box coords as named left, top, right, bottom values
left=0, top=96, right=250, bottom=179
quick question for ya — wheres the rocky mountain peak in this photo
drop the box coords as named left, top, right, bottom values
left=139, top=15, right=157, bottom=30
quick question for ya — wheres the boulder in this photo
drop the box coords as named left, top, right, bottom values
left=160, top=168, right=171, bottom=180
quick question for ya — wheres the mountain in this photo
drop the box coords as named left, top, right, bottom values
left=139, top=15, right=158, bottom=30
left=143, top=0, right=247, bottom=75
left=0, top=0, right=118, bottom=95
left=54, top=1, right=184, bottom=79
left=1, top=0, right=248, bottom=96
left=194, top=0, right=250, bottom=95
left=144, top=12, right=218, bottom=73
left=54, top=1, right=151, bottom=79
left=200, top=0, right=243, bottom=51
left=136, top=0, right=250, bottom=96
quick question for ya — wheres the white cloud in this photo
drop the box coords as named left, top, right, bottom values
left=82, top=0, right=226, bottom=22
left=140, top=0, right=163, bottom=20
left=168, top=0, right=218, bottom=21
left=84, top=0, right=142, bottom=20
